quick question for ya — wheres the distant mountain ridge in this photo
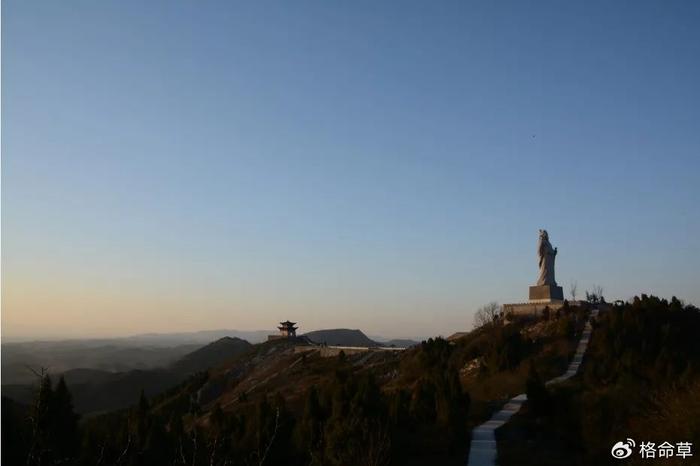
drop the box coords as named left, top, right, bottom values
left=171, top=337, right=252, bottom=375
left=120, top=329, right=271, bottom=346
left=1, top=342, right=201, bottom=385
left=2, top=329, right=418, bottom=385
left=301, top=329, right=420, bottom=348
left=1, top=330, right=271, bottom=385
left=383, top=338, right=420, bottom=348
left=2, top=336, right=254, bottom=414
left=303, top=329, right=379, bottom=347
left=3, top=329, right=273, bottom=346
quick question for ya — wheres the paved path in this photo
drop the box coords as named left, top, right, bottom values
left=466, top=309, right=599, bottom=466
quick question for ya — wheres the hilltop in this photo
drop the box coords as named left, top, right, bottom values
left=303, top=328, right=379, bottom=347
left=170, top=337, right=252, bottom=375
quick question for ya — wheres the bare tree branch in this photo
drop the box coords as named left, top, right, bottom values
left=191, top=429, right=198, bottom=466
left=585, top=285, right=605, bottom=304
left=209, top=437, right=218, bottom=466
left=25, top=367, right=49, bottom=466
left=96, top=442, right=106, bottom=466
left=473, top=302, right=500, bottom=329
left=116, top=434, right=131, bottom=466
left=569, top=280, right=578, bottom=301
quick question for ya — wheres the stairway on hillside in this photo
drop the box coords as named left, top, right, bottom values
left=466, top=309, right=599, bottom=466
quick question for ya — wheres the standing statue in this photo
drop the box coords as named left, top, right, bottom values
left=536, top=229, right=557, bottom=286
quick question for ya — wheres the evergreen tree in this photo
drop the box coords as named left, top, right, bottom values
left=50, top=376, right=80, bottom=461
left=296, top=386, right=324, bottom=457
left=526, top=363, right=550, bottom=416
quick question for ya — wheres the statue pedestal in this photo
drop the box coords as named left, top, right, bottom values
left=503, top=284, right=566, bottom=318
left=529, top=284, right=564, bottom=302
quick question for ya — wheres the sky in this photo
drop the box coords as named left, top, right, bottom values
left=2, top=1, right=699, bottom=341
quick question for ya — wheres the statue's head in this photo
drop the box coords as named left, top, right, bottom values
left=539, top=229, right=549, bottom=240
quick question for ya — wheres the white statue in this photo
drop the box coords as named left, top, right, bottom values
left=536, top=229, right=557, bottom=286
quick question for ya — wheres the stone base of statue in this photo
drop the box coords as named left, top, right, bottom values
left=501, top=284, right=566, bottom=318
left=529, top=284, right=564, bottom=302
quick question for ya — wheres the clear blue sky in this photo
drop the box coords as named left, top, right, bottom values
left=3, top=1, right=699, bottom=340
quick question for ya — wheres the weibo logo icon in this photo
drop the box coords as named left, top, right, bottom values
left=611, top=439, right=636, bottom=459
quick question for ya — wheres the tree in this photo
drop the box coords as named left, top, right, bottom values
left=296, top=386, right=324, bottom=461
left=593, top=285, right=605, bottom=303
left=323, top=374, right=391, bottom=466
left=50, top=376, right=80, bottom=460
left=131, top=389, right=151, bottom=445
left=569, top=280, right=578, bottom=301
left=586, top=285, right=605, bottom=304
left=24, top=372, right=80, bottom=466
left=525, top=363, right=550, bottom=416
left=26, top=371, right=53, bottom=466
left=487, top=326, right=529, bottom=371
left=473, top=302, right=500, bottom=329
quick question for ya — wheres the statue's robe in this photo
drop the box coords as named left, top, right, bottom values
left=537, top=237, right=557, bottom=286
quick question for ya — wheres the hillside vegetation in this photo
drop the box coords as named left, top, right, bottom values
left=498, top=295, right=700, bottom=466
left=2, top=305, right=595, bottom=465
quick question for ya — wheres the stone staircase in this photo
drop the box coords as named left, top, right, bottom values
left=466, top=309, right=599, bottom=466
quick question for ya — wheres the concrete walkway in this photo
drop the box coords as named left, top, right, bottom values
left=466, top=309, right=599, bottom=466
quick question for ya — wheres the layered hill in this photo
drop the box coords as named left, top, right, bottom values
left=1, top=336, right=253, bottom=414
left=1, top=330, right=272, bottom=385
left=1, top=342, right=200, bottom=385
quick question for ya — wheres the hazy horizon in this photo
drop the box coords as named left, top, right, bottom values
left=1, top=325, right=429, bottom=344
left=3, top=1, right=699, bottom=341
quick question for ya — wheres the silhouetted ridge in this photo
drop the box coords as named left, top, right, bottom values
left=303, top=329, right=378, bottom=347
left=383, top=338, right=419, bottom=348
left=170, top=336, right=252, bottom=374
